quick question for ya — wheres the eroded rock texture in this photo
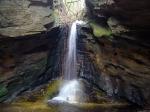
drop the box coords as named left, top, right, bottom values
left=0, top=0, right=66, bottom=102
left=0, top=27, right=64, bottom=102
left=86, top=0, right=150, bottom=28
left=82, top=0, right=150, bottom=106
left=0, top=0, right=54, bottom=37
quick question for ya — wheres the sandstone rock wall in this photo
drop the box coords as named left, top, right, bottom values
left=0, top=0, right=54, bottom=37
left=85, top=0, right=150, bottom=44
left=83, top=0, right=150, bottom=106
left=78, top=25, right=150, bottom=106
left=85, top=0, right=150, bottom=28
left=0, top=27, right=62, bottom=102
left=0, top=0, right=66, bottom=102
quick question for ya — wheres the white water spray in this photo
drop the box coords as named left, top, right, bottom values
left=50, top=20, right=86, bottom=104
left=52, top=80, right=82, bottom=103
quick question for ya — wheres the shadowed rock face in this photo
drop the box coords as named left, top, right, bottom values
left=0, top=0, right=63, bottom=102
left=28, top=0, right=53, bottom=8
left=82, top=0, right=150, bottom=107
left=85, top=0, right=150, bottom=44
left=0, top=27, right=63, bottom=102
left=78, top=28, right=150, bottom=106
left=85, top=0, right=150, bottom=28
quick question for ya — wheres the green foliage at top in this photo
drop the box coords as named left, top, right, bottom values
left=0, top=84, right=8, bottom=97
left=90, top=22, right=112, bottom=37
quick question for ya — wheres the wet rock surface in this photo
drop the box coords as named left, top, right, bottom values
left=0, top=79, right=139, bottom=112
left=77, top=22, right=150, bottom=107
left=0, top=0, right=67, bottom=103
left=82, top=0, right=150, bottom=108
left=0, top=27, right=63, bottom=102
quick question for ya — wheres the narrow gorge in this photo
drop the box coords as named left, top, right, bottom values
left=0, top=0, right=150, bottom=112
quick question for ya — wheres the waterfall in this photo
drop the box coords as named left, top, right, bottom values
left=49, top=20, right=86, bottom=104
left=64, top=21, right=78, bottom=79
left=64, top=20, right=85, bottom=79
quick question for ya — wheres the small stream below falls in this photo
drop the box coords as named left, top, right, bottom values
left=0, top=21, right=140, bottom=112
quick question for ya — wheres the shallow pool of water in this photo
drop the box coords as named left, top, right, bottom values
left=0, top=102, right=138, bottom=112
left=0, top=79, right=140, bottom=112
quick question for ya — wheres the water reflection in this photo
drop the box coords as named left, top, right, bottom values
left=0, top=102, right=138, bottom=112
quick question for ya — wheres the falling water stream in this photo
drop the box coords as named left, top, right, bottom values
left=64, top=21, right=78, bottom=80
left=50, top=20, right=86, bottom=104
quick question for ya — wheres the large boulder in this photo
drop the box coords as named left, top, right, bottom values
left=0, top=0, right=54, bottom=37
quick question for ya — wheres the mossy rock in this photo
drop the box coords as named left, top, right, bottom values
left=45, top=79, right=62, bottom=99
left=13, top=79, right=63, bottom=103
left=90, top=22, right=112, bottom=37
left=0, top=84, right=8, bottom=97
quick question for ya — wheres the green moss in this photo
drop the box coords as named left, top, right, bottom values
left=13, top=79, right=62, bottom=103
left=95, top=90, right=105, bottom=97
left=2, top=102, right=58, bottom=112
left=0, top=84, right=8, bottom=97
left=45, top=79, right=62, bottom=99
left=90, top=22, right=112, bottom=37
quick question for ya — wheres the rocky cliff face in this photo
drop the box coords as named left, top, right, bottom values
left=0, top=0, right=54, bottom=37
left=0, top=0, right=65, bottom=102
left=81, top=0, right=150, bottom=107
left=0, top=27, right=64, bottom=102
left=85, top=0, right=150, bottom=44
left=0, top=0, right=150, bottom=108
